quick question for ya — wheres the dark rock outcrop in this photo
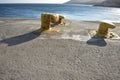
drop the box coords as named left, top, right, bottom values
left=95, top=0, right=120, bottom=7
left=66, top=0, right=120, bottom=7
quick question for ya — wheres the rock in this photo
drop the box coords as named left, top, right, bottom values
left=66, top=0, right=120, bottom=7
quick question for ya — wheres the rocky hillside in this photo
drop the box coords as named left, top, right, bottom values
left=66, top=0, right=105, bottom=4
left=95, top=0, right=120, bottom=7
left=66, top=0, right=120, bottom=7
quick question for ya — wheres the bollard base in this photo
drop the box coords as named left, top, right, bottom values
left=89, top=30, right=120, bottom=39
left=35, top=27, right=60, bottom=34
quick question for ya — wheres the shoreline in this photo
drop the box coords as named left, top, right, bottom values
left=0, top=17, right=120, bottom=23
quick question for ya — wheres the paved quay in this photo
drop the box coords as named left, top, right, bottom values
left=0, top=18, right=120, bottom=80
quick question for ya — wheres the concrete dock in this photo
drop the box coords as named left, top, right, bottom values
left=0, top=18, right=120, bottom=80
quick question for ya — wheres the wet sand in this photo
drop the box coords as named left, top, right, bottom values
left=0, top=18, right=120, bottom=80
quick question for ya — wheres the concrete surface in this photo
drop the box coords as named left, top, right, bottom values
left=0, top=18, right=120, bottom=80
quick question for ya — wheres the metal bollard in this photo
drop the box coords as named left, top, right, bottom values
left=35, top=13, right=65, bottom=33
left=41, top=13, right=51, bottom=30
left=96, top=21, right=116, bottom=38
left=50, top=14, right=64, bottom=24
left=50, top=14, right=59, bottom=23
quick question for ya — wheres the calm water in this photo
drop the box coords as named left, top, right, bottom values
left=0, top=4, right=120, bottom=22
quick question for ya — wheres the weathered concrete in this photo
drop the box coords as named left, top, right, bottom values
left=0, top=18, right=120, bottom=80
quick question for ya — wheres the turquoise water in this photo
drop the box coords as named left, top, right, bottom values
left=0, top=4, right=120, bottom=22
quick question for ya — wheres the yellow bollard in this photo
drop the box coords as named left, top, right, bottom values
left=35, top=13, right=65, bottom=33
left=50, top=14, right=65, bottom=24
left=89, top=21, right=120, bottom=39
left=57, top=15, right=65, bottom=24
left=50, top=14, right=59, bottom=23
left=41, top=13, right=51, bottom=30
left=96, top=21, right=116, bottom=38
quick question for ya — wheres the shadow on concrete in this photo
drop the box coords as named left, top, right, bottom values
left=0, top=31, right=42, bottom=46
left=87, top=37, right=107, bottom=47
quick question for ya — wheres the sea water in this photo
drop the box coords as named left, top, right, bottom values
left=0, top=4, right=120, bottom=22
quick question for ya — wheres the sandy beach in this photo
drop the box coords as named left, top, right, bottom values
left=0, top=18, right=120, bottom=80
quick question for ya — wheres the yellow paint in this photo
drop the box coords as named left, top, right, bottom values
left=35, top=28, right=46, bottom=33
left=96, top=21, right=116, bottom=38
left=41, top=13, right=51, bottom=30
left=45, top=27, right=61, bottom=33
left=89, top=21, right=120, bottom=39
left=35, top=27, right=60, bottom=34
left=50, top=14, right=59, bottom=23
left=36, top=13, right=65, bottom=33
